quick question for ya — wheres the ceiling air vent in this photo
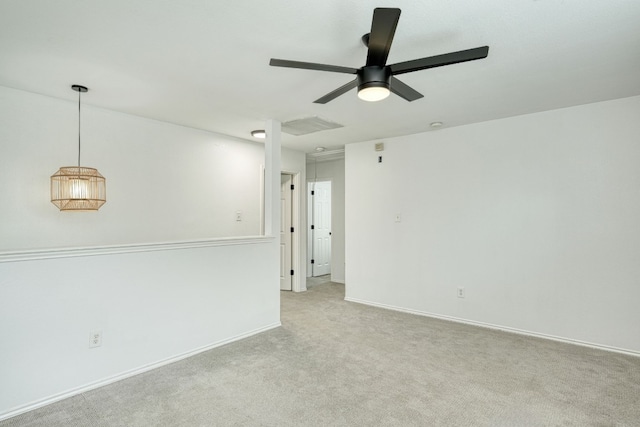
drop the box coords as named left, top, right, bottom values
left=282, top=116, right=343, bottom=136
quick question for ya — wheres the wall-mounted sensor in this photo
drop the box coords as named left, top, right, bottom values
left=375, top=142, right=384, bottom=151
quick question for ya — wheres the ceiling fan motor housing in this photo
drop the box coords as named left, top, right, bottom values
left=357, top=66, right=391, bottom=91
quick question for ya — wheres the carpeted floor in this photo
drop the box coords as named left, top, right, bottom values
left=3, top=280, right=640, bottom=426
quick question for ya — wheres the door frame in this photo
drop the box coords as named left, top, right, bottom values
left=280, top=173, right=293, bottom=291
left=282, top=171, right=302, bottom=292
left=307, top=178, right=332, bottom=278
left=262, top=167, right=303, bottom=292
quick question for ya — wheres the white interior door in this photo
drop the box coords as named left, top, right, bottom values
left=311, top=180, right=331, bottom=277
left=280, top=174, right=292, bottom=290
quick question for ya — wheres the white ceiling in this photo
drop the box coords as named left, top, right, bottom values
left=1, top=1, right=639, bottom=153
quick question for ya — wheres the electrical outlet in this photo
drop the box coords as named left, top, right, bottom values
left=457, top=287, right=465, bottom=298
left=89, top=330, right=102, bottom=348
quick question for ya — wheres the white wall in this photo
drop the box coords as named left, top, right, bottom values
left=0, top=86, right=264, bottom=251
left=0, top=86, right=281, bottom=418
left=345, top=96, right=640, bottom=355
left=0, top=241, right=278, bottom=418
left=307, top=158, right=345, bottom=283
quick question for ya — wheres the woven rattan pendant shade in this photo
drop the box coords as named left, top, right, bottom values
left=51, top=166, right=106, bottom=211
left=51, top=85, right=106, bottom=211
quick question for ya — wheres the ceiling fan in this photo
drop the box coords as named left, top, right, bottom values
left=270, top=8, right=489, bottom=104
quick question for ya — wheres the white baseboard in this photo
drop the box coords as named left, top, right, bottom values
left=0, top=322, right=281, bottom=422
left=344, top=296, right=640, bottom=358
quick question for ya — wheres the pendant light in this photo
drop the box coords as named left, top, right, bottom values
left=51, top=85, right=106, bottom=211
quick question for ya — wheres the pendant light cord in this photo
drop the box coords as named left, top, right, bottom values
left=77, top=89, right=82, bottom=168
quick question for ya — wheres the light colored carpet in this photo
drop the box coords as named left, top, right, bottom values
left=306, top=274, right=331, bottom=288
left=3, top=281, right=639, bottom=426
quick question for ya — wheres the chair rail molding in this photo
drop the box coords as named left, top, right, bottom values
left=0, top=236, right=275, bottom=263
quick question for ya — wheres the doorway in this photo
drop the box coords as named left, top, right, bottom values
left=308, top=180, right=331, bottom=277
left=280, top=173, right=293, bottom=291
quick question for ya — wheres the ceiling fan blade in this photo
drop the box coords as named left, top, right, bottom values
left=389, top=46, right=489, bottom=75
left=389, top=77, right=423, bottom=102
left=270, top=59, right=358, bottom=74
left=314, top=79, right=358, bottom=104
left=366, top=8, right=401, bottom=66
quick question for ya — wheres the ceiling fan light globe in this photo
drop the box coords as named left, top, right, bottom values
left=358, top=85, right=390, bottom=102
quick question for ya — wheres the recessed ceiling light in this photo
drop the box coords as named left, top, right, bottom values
left=251, top=130, right=266, bottom=139
left=430, top=121, right=443, bottom=128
